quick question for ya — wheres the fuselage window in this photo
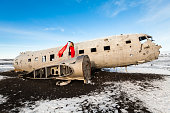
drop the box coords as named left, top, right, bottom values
left=79, top=50, right=84, bottom=54
left=139, top=36, right=147, bottom=44
left=35, top=57, right=38, bottom=61
left=104, top=46, right=110, bottom=51
left=126, top=40, right=131, bottom=44
left=50, top=54, right=55, bottom=61
left=147, top=36, right=153, bottom=41
left=28, top=58, right=31, bottom=62
left=91, top=48, right=97, bottom=52
left=51, top=69, right=54, bottom=74
left=42, top=56, right=46, bottom=62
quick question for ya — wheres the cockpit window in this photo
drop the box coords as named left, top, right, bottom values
left=139, top=36, right=147, bottom=44
left=147, top=36, right=152, bottom=38
left=139, top=36, right=147, bottom=41
left=147, top=36, right=153, bottom=41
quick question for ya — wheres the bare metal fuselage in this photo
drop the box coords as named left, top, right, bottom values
left=13, top=33, right=161, bottom=83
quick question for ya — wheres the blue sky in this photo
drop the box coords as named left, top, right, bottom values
left=0, top=0, right=170, bottom=59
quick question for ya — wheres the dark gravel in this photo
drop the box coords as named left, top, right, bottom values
left=0, top=70, right=164, bottom=113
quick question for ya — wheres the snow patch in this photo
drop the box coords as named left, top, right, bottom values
left=0, top=66, right=14, bottom=72
left=103, top=54, right=170, bottom=75
left=19, top=85, right=123, bottom=113
left=0, top=75, right=11, bottom=81
left=0, top=95, right=8, bottom=104
left=118, top=77, right=170, bottom=113
left=104, top=67, right=170, bottom=75
left=0, top=59, right=14, bottom=72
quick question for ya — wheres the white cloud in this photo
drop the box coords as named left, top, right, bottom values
left=100, top=0, right=141, bottom=17
left=0, top=26, right=68, bottom=41
left=100, top=0, right=125, bottom=17
left=43, top=27, right=64, bottom=32
left=111, top=0, right=127, bottom=16
left=138, top=0, right=170, bottom=23
left=0, top=44, right=38, bottom=48
left=0, top=27, right=34, bottom=35
left=76, top=0, right=82, bottom=3
left=100, top=0, right=170, bottom=24
left=0, top=25, right=79, bottom=59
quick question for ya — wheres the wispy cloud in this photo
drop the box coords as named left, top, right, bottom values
left=43, top=27, right=65, bottom=32
left=100, top=0, right=126, bottom=17
left=0, top=44, right=37, bottom=48
left=0, top=43, right=58, bottom=51
left=99, top=0, right=143, bottom=17
left=75, top=0, right=82, bottom=3
left=99, top=0, right=170, bottom=24
left=0, top=27, right=34, bottom=35
left=138, top=0, right=170, bottom=23
left=0, top=26, right=69, bottom=41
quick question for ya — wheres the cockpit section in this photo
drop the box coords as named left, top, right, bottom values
left=147, top=36, right=153, bottom=40
left=139, top=35, right=153, bottom=44
left=137, top=34, right=161, bottom=64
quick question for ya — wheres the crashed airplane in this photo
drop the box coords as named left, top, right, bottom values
left=14, top=34, right=161, bottom=84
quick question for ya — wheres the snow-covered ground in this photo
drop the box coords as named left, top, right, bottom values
left=0, top=75, right=11, bottom=81
left=18, top=77, right=170, bottom=113
left=16, top=51, right=170, bottom=113
left=0, top=59, right=14, bottom=72
left=0, top=95, right=8, bottom=105
left=119, top=76, right=170, bottom=113
left=19, top=86, right=121, bottom=113
left=0, top=59, right=13, bottom=108
left=1, top=52, right=170, bottom=113
left=0, top=60, right=13, bottom=80
left=103, top=51, right=170, bottom=75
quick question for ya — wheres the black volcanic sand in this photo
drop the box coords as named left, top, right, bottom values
left=0, top=70, right=165, bottom=113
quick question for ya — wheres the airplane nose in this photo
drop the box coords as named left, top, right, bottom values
left=155, top=44, right=162, bottom=52
left=154, top=44, right=162, bottom=59
left=157, top=45, right=162, bottom=49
